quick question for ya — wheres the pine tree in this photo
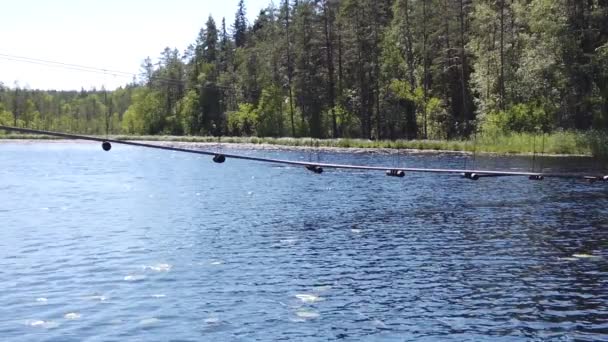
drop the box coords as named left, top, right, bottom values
left=204, top=16, right=218, bottom=64
left=234, top=0, right=248, bottom=48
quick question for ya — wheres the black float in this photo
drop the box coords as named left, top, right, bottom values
left=306, top=165, right=324, bottom=174
left=213, top=154, right=226, bottom=163
left=462, top=172, right=480, bottom=181
left=0, top=125, right=606, bottom=184
left=386, top=170, right=406, bottom=178
left=102, top=141, right=112, bottom=151
left=529, top=175, right=544, bottom=181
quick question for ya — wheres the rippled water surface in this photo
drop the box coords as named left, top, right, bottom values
left=1, top=142, right=607, bottom=341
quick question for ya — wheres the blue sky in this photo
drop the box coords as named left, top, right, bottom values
left=0, top=0, right=270, bottom=90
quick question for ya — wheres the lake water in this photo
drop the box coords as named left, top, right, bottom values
left=0, top=142, right=607, bottom=341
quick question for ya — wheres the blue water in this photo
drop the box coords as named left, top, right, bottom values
left=0, top=142, right=607, bottom=341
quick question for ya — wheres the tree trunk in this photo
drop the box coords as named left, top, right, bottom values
left=12, top=88, right=19, bottom=126
left=285, top=2, right=296, bottom=137
left=422, top=0, right=428, bottom=139
left=371, top=2, right=382, bottom=140
left=323, top=1, right=337, bottom=138
left=499, top=0, right=506, bottom=110
left=403, top=0, right=417, bottom=139
left=459, top=0, right=469, bottom=135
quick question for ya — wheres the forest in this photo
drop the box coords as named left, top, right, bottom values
left=1, top=0, right=607, bottom=150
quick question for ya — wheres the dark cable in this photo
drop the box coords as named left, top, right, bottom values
left=0, top=124, right=603, bottom=181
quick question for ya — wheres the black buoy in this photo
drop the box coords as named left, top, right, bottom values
left=213, top=154, right=226, bottom=164
left=603, top=175, right=608, bottom=182
left=102, top=141, right=112, bottom=151
left=529, top=175, right=544, bottom=181
left=386, top=170, right=406, bottom=178
left=306, top=165, right=323, bottom=174
left=462, top=172, right=479, bottom=181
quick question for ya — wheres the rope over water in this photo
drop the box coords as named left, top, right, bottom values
left=1, top=125, right=606, bottom=182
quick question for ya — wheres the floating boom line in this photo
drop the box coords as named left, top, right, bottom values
left=1, top=125, right=607, bottom=182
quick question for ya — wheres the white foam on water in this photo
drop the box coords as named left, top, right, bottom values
left=295, top=294, right=324, bottom=304
left=87, top=295, right=107, bottom=301
left=351, top=229, right=362, bottom=234
left=64, top=312, right=81, bottom=320
left=26, top=320, right=59, bottom=329
left=151, top=294, right=166, bottom=298
left=144, top=263, right=172, bottom=272
left=295, top=310, right=320, bottom=320
left=27, top=320, right=45, bottom=327
left=204, top=317, right=221, bottom=325
left=124, top=274, right=146, bottom=282
left=35, top=297, right=48, bottom=303
left=558, top=257, right=578, bottom=261
left=573, top=254, right=600, bottom=259
left=139, top=318, right=160, bottom=325
left=210, top=261, right=223, bottom=265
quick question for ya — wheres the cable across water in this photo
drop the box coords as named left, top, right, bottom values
left=1, top=125, right=606, bottom=182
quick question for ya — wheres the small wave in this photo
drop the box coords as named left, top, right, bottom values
left=372, top=318, right=388, bottom=329
left=295, top=294, right=324, bottom=304
left=35, top=297, right=48, bottom=303
left=144, top=263, right=172, bottom=272
left=124, top=274, right=146, bottom=282
left=295, top=310, right=320, bottom=320
left=313, top=285, right=332, bottom=293
left=25, top=320, right=59, bottom=329
left=86, top=295, right=107, bottom=301
left=64, top=312, right=81, bottom=320
left=151, top=294, right=166, bottom=298
left=204, top=317, right=221, bottom=325
left=210, top=261, right=223, bottom=265
left=573, top=253, right=600, bottom=259
left=139, top=318, right=160, bottom=325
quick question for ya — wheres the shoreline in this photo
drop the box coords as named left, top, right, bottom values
left=0, top=138, right=592, bottom=158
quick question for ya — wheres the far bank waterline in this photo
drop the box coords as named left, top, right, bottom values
left=0, top=133, right=594, bottom=158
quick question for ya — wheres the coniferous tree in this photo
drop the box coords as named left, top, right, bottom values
left=234, top=0, right=248, bottom=48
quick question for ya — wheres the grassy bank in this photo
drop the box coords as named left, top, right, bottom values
left=1, top=131, right=605, bottom=157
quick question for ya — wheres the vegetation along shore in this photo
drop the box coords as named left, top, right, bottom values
left=2, top=130, right=607, bottom=158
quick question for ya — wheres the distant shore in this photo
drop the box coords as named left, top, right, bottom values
left=0, top=133, right=594, bottom=157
